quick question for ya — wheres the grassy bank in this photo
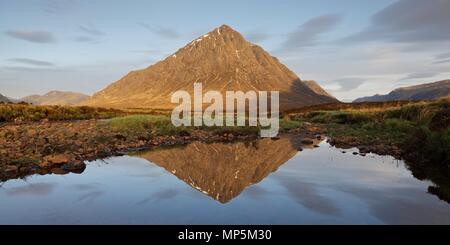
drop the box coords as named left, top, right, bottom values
left=0, top=104, right=125, bottom=122
left=290, top=99, right=450, bottom=166
left=98, top=114, right=301, bottom=137
left=288, top=99, right=450, bottom=202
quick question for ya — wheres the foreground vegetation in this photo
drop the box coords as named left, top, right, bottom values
left=1, top=101, right=449, bottom=201
left=0, top=103, right=125, bottom=122
left=290, top=99, right=450, bottom=166
left=99, top=114, right=301, bottom=137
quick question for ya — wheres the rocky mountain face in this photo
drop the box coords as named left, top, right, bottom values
left=302, top=80, right=335, bottom=98
left=22, top=91, right=90, bottom=106
left=354, top=79, right=450, bottom=102
left=0, top=93, right=10, bottom=103
left=135, top=135, right=323, bottom=203
left=82, top=25, right=337, bottom=111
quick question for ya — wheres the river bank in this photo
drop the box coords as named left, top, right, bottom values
left=1, top=99, right=448, bottom=198
left=289, top=99, right=450, bottom=202
left=0, top=116, right=323, bottom=181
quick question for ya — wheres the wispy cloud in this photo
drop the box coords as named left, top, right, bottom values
left=244, top=31, right=271, bottom=43
left=74, top=24, right=105, bottom=44
left=80, top=25, right=104, bottom=36
left=136, top=189, right=179, bottom=205
left=139, top=23, right=180, bottom=39
left=432, top=52, right=450, bottom=65
left=42, top=0, right=79, bottom=14
left=331, top=77, right=365, bottom=91
left=279, top=14, right=342, bottom=52
left=0, top=66, right=69, bottom=72
left=129, top=49, right=164, bottom=55
left=399, top=72, right=437, bottom=81
left=7, top=58, right=54, bottom=66
left=74, top=36, right=98, bottom=43
left=4, top=183, right=56, bottom=196
left=5, top=30, right=56, bottom=43
left=341, top=0, right=450, bottom=44
left=434, top=52, right=450, bottom=60
left=433, top=59, right=450, bottom=65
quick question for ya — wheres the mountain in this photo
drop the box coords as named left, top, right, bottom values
left=302, top=80, right=335, bottom=98
left=6, top=97, right=21, bottom=103
left=354, top=80, right=450, bottom=102
left=21, top=91, right=90, bottom=106
left=134, top=135, right=323, bottom=203
left=82, top=25, right=338, bottom=111
left=0, top=93, right=10, bottom=103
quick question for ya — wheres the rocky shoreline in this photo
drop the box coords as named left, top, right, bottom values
left=326, top=135, right=403, bottom=159
left=1, top=119, right=304, bottom=181
left=0, top=118, right=411, bottom=182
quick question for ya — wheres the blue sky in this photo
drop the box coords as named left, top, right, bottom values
left=1, top=0, right=450, bottom=101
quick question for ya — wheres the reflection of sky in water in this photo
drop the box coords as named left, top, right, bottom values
left=0, top=140, right=449, bottom=224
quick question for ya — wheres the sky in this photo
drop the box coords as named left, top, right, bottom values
left=1, top=0, right=449, bottom=101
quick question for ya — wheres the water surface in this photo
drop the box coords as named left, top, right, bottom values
left=1, top=136, right=449, bottom=224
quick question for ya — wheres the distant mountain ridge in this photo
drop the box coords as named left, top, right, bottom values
left=82, top=24, right=338, bottom=111
left=354, top=80, right=450, bottom=102
left=22, top=91, right=90, bottom=106
left=0, top=93, right=10, bottom=103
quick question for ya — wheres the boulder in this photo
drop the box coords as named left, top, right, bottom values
left=43, top=154, right=71, bottom=165
left=51, top=168, right=68, bottom=175
left=62, top=161, right=86, bottom=172
left=300, top=138, right=314, bottom=145
left=5, top=165, right=18, bottom=175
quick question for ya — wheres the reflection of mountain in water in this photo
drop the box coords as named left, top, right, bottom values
left=134, top=136, right=322, bottom=203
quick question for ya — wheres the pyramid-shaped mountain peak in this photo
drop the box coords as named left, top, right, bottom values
left=82, top=25, right=337, bottom=110
left=215, top=24, right=242, bottom=36
left=170, top=24, right=248, bottom=57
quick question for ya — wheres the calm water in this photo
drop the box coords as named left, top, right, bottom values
left=1, top=136, right=449, bottom=224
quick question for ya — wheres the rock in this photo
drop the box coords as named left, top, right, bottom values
left=297, top=147, right=303, bottom=151
left=114, top=134, right=127, bottom=141
left=51, top=168, right=68, bottom=175
left=5, top=165, right=18, bottom=175
left=43, top=154, right=71, bottom=165
left=300, top=138, right=314, bottom=145
left=19, top=166, right=32, bottom=174
left=137, top=136, right=148, bottom=141
left=38, top=161, right=51, bottom=168
left=352, top=152, right=358, bottom=155
left=62, top=161, right=86, bottom=171
left=341, top=151, right=346, bottom=154
left=313, top=145, right=320, bottom=148
left=359, top=153, right=366, bottom=156
left=359, top=146, right=370, bottom=153
left=315, top=134, right=322, bottom=140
